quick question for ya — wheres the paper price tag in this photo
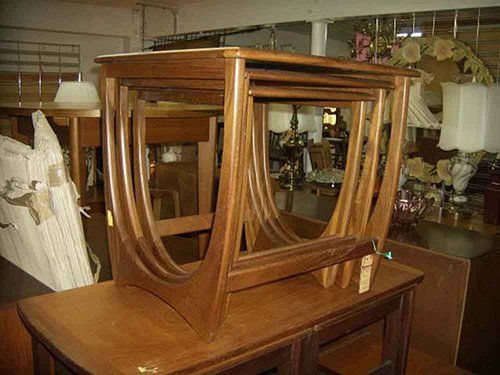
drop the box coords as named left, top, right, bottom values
left=361, top=254, right=373, bottom=267
left=107, top=210, right=114, bottom=227
left=359, top=255, right=373, bottom=294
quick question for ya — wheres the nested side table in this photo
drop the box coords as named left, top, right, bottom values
left=95, top=47, right=417, bottom=339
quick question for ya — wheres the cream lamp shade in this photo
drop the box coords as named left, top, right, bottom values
left=268, top=104, right=317, bottom=133
left=407, top=78, right=440, bottom=129
left=54, top=81, right=100, bottom=104
left=438, top=82, right=500, bottom=153
left=381, top=76, right=440, bottom=129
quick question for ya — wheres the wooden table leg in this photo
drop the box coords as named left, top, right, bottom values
left=9, top=116, right=30, bottom=145
left=69, top=117, right=85, bottom=204
left=32, top=337, right=55, bottom=375
left=277, top=334, right=319, bottom=375
left=382, top=289, right=415, bottom=375
left=197, top=117, right=217, bottom=259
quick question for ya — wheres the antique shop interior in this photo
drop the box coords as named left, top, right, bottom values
left=1, top=1, right=500, bottom=374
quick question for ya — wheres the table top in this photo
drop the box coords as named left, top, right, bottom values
left=274, top=190, right=500, bottom=259
left=95, top=47, right=419, bottom=78
left=388, top=221, right=500, bottom=260
left=0, top=102, right=223, bottom=118
left=18, top=261, right=422, bottom=374
left=0, top=102, right=101, bottom=117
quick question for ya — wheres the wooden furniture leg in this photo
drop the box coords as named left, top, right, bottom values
left=197, top=116, right=217, bottom=259
left=69, top=116, right=85, bottom=202
left=382, top=289, right=415, bottom=375
left=368, top=77, right=411, bottom=281
left=32, top=338, right=55, bottom=375
left=9, top=116, right=31, bottom=144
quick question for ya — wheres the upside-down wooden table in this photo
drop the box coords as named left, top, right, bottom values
left=18, top=47, right=421, bottom=373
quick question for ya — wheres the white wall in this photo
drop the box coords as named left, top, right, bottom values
left=0, top=29, right=126, bottom=85
left=176, top=0, right=500, bottom=33
left=225, top=27, right=350, bottom=58
left=0, top=0, right=175, bottom=84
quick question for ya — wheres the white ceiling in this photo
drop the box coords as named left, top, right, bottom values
left=57, top=0, right=205, bottom=8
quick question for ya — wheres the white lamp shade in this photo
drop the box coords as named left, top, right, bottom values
left=268, top=104, right=317, bottom=133
left=438, top=82, right=500, bottom=153
left=407, top=78, right=440, bottom=129
left=485, top=84, right=500, bottom=153
left=54, top=81, right=100, bottom=104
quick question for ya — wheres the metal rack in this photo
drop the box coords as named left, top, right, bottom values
left=355, top=7, right=500, bottom=82
left=0, top=40, right=81, bottom=103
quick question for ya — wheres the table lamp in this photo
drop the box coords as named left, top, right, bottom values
left=406, top=77, right=440, bottom=130
left=54, top=81, right=100, bottom=104
left=54, top=81, right=101, bottom=191
left=268, top=104, right=316, bottom=190
left=438, top=82, right=500, bottom=216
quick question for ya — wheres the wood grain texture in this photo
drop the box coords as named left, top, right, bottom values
left=314, top=101, right=367, bottom=287
left=18, top=262, right=423, bottom=374
left=156, top=213, right=214, bottom=237
left=247, top=68, right=395, bottom=89
left=197, top=117, right=218, bottom=258
left=338, top=89, right=387, bottom=288
left=367, top=77, right=410, bottom=281
left=95, top=47, right=413, bottom=339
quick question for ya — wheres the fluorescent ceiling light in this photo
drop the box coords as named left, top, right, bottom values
left=396, top=32, right=423, bottom=38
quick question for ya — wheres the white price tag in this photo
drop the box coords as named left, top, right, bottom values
left=359, top=255, right=373, bottom=294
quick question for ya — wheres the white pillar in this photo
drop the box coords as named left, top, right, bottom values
left=304, top=20, right=329, bottom=173
left=311, top=21, right=328, bottom=57
left=309, top=21, right=328, bottom=144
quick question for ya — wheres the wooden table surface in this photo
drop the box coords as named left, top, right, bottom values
left=389, top=220, right=500, bottom=260
left=18, top=261, right=422, bottom=374
left=0, top=101, right=222, bottom=208
left=0, top=101, right=222, bottom=118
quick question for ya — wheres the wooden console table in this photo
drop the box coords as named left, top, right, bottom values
left=18, top=261, right=422, bottom=374
left=273, top=190, right=500, bottom=373
left=0, top=102, right=101, bottom=202
left=387, top=222, right=500, bottom=373
left=0, top=102, right=221, bottom=208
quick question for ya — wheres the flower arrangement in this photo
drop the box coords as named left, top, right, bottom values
left=389, top=36, right=493, bottom=85
left=407, top=157, right=452, bottom=185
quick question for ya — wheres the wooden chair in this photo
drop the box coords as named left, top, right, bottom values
left=96, top=47, right=414, bottom=340
left=308, top=139, right=333, bottom=170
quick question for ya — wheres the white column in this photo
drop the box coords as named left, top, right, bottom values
left=311, top=21, right=328, bottom=57
left=304, top=20, right=329, bottom=173
left=309, top=21, right=328, bottom=144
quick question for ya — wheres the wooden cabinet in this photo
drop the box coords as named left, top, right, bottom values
left=0, top=257, right=51, bottom=374
left=484, top=167, right=500, bottom=224
left=387, top=221, right=500, bottom=373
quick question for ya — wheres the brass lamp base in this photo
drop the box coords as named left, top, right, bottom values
left=278, top=105, right=304, bottom=191
left=279, top=171, right=303, bottom=191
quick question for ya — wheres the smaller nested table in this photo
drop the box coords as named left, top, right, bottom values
left=18, top=261, right=423, bottom=374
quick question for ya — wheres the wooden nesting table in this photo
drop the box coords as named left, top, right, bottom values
left=15, top=47, right=423, bottom=373
left=18, top=261, right=423, bottom=374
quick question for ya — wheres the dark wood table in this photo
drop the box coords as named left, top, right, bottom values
left=387, top=222, right=500, bottom=374
left=276, top=190, right=500, bottom=373
left=18, top=261, right=422, bottom=374
left=0, top=256, right=51, bottom=374
left=0, top=102, right=221, bottom=208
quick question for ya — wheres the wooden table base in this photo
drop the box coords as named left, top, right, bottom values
left=19, top=261, right=422, bottom=374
